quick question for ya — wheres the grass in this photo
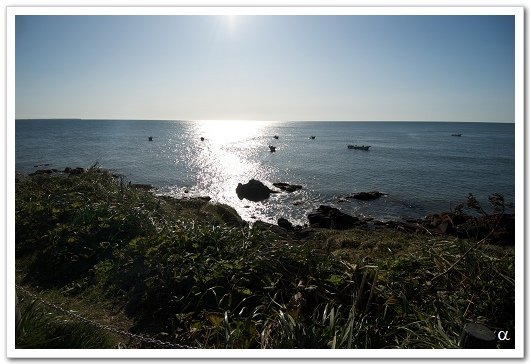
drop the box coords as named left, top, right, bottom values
left=14, top=169, right=515, bottom=349
left=16, top=294, right=114, bottom=349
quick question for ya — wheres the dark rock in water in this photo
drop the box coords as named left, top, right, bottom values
left=236, top=179, right=277, bottom=202
left=348, top=191, right=387, bottom=201
left=277, top=217, right=293, bottom=230
left=273, top=182, right=303, bottom=193
left=307, top=205, right=359, bottom=229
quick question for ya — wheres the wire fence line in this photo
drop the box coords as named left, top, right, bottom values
left=15, top=284, right=199, bottom=349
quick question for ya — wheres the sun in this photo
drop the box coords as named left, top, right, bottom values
left=226, top=15, right=237, bottom=32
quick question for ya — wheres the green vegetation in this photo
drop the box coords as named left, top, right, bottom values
left=16, top=295, right=113, bottom=349
left=15, top=169, right=515, bottom=349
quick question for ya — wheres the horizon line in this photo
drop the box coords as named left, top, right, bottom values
left=14, top=118, right=515, bottom=123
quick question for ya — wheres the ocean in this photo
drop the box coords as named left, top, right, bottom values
left=15, top=119, right=515, bottom=225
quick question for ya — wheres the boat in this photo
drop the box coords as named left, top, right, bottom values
left=273, top=135, right=279, bottom=139
left=148, top=136, right=153, bottom=141
left=309, top=136, right=316, bottom=139
left=268, top=145, right=276, bottom=152
left=200, top=137, right=205, bottom=141
left=347, top=145, right=370, bottom=150
left=451, top=133, right=462, bottom=137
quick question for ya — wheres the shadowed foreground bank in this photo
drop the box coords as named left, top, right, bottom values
left=15, top=168, right=515, bottom=349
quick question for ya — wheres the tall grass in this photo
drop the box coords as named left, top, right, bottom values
left=16, top=295, right=112, bottom=349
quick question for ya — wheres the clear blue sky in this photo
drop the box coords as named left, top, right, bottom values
left=15, top=15, right=515, bottom=122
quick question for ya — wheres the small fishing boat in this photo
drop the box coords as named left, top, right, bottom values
left=451, top=133, right=462, bottom=137
left=148, top=136, right=153, bottom=141
left=273, top=135, right=279, bottom=139
left=200, top=137, right=205, bottom=141
left=309, top=136, right=316, bottom=139
left=268, top=145, right=276, bottom=152
left=348, top=145, right=370, bottom=150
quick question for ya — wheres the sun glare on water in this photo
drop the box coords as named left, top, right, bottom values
left=196, top=120, right=272, bottom=144
left=187, top=119, right=277, bottom=220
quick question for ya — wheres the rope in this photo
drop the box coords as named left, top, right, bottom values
left=15, top=284, right=199, bottom=349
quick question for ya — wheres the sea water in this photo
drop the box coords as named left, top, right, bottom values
left=15, top=119, right=515, bottom=225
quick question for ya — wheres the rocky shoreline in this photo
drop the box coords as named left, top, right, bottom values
left=24, top=169, right=514, bottom=246
left=230, top=178, right=514, bottom=246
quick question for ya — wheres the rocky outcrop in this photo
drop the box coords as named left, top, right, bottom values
left=253, top=220, right=291, bottom=236
left=64, top=167, right=85, bottom=175
left=129, top=183, right=153, bottom=191
left=347, top=191, right=387, bottom=201
left=30, top=169, right=58, bottom=175
left=236, top=179, right=277, bottom=202
left=307, top=205, right=360, bottom=230
left=277, top=217, right=293, bottom=230
left=415, top=211, right=514, bottom=245
left=273, top=182, right=303, bottom=193
left=201, top=203, right=246, bottom=228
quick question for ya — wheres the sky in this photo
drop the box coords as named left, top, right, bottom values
left=15, top=14, right=515, bottom=122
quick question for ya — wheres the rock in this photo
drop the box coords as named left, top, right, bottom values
left=424, top=212, right=466, bottom=234
left=129, top=183, right=153, bottom=190
left=347, top=191, right=387, bottom=201
left=201, top=203, right=246, bottom=228
left=273, top=182, right=303, bottom=193
left=307, top=205, right=359, bottom=230
left=236, top=179, right=277, bottom=202
left=277, top=217, right=293, bottom=230
left=453, top=213, right=514, bottom=245
left=295, top=227, right=316, bottom=238
left=30, top=169, right=55, bottom=175
left=253, top=220, right=290, bottom=236
left=64, top=167, right=85, bottom=175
